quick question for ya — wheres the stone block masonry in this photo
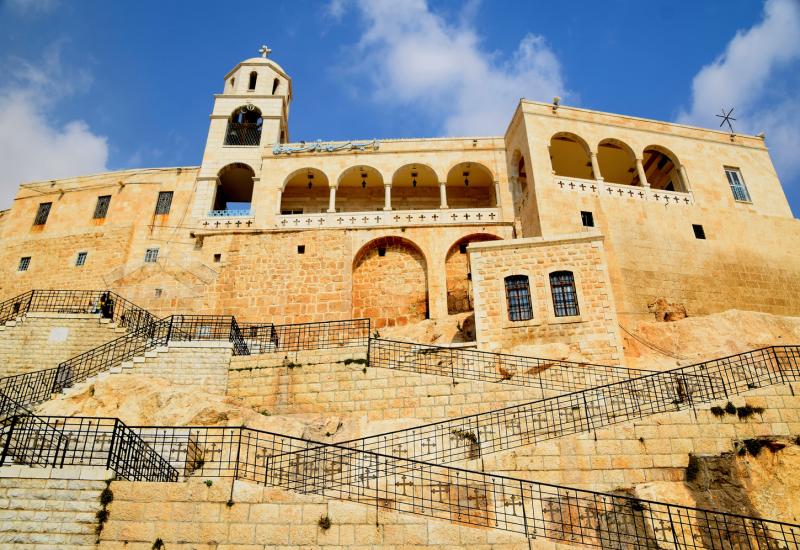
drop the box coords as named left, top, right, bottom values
left=0, top=313, right=126, bottom=379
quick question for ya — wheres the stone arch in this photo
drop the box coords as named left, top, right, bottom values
left=445, top=162, right=495, bottom=208
left=280, top=168, right=330, bottom=214
left=213, top=163, right=255, bottom=213
left=337, top=165, right=384, bottom=212
left=352, top=236, right=428, bottom=327
left=597, top=138, right=638, bottom=185
left=224, top=105, right=262, bottom=146
left=445, top=233, right=502, bottom=314
left=549, top=132, right=593, bottom=179
left=390, top=163, right=439, bottom=210
left=642, top=145, right=685, bottom=191
left=510, top=149, right=528, bottom=195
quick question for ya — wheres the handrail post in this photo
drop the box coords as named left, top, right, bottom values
left=772, top=346, right=795, bottom=396
left=0, top=415, right=18, bottom=466
left=26, top=291, right=35, bottom=316
left=165, top=316, right=174, bottom=345
left=229, top=426, right=243, bottom=504
left=106, top=419, right=119, bottom=471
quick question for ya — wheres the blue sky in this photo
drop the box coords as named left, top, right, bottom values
left=1, top=0, right=799, bottom=215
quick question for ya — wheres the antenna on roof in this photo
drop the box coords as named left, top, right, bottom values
left=716, top=107, right=736, bottom=134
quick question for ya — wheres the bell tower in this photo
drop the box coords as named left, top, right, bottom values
left=192, top=46, right=292, bottom=221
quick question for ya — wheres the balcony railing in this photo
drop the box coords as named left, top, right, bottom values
left=276, top=207, right=503, bottom=230
left=223, top=123, right=261, bottom=146
left=553, top=175, right=694, bottom=205
left=207, top=209, right=252, bottom=218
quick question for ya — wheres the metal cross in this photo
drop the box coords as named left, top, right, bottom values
left=716, top=107, right=736, bottom=133
left=259, top=45, right=272, bottom=58
left=395, top=474, right=414, bottom=496
left=504, top=495, right=523, bottom=516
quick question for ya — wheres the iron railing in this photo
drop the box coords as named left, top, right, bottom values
left=224, top=122, right=261, bottom=146
left=0, top=415, right=178, bottom=482
left=240, top=318, right=371, bottom=354
left=0, top=289, right=158, bottom=333
left=369, top=337, right=655, bottom=393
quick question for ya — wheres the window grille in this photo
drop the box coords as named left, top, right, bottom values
left=93, top=195, right=111, bottom=219
left=154, top=191, right=173, bottom=215
left=75, top=252, right=87, bottom=267
left=18, top=257, right=31, bottom=271
left=725, top=168, right=751, bottom=202
left=144, top=248, right=159, bottom=263
left=550, top=271, right=579, bottom=317
left=504, top=275, right=533, bottom=321
left=33, top=202, right=52, bottom=225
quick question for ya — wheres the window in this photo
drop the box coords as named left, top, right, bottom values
left=144, top=248, right=159, bottom=263
left=692, top=224, right=706, bottom=240
left=725, top=167, right=751, bottom=202
left=248, top=71, right=257, bottom=90
left=154, top=288, right=163, bottom=297
left=504, top=275, right=533, bottom=321
left=272, top=78, right=280, bottom=94
left=154, top=191, right=173, bottom=215
left=213, top=253, right=222, bottom=262
left=281, top=209, right=303, bottom=215
left=18, top=257, right=31, bottom=272
left=550, top=271, right=580, bottom=317
left=377, top=247, right=386, bottom=257
left=93, top=195, right=111, bottom=219
left=297, top=245, right=305, bottom=254
left=33, top=202, right=52, bottom=225
left=75, top=252, right=87, bottom=267
left=580, top=211, right=594, bottom=227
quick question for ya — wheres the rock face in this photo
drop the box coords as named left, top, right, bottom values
left=647, top=297, right=688, bottom=322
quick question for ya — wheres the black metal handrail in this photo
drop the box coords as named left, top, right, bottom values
left=239, top=318, right=370, bottom=354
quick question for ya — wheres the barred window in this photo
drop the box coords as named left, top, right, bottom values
left=504, top=275, right=533, bottom=322
left=75, top=252, right=88, bottom=267
left=154, top=191, right=173, bottom=215
left=724, top=167, right=751, bottom=202
left=93, top=195, right=111, bottom=219
left=33, top=202, right=52, bottom=225
left=144, top=248, right=159, bottom=263
left=18, top=257, right=31, bottom=271
left=550, top=271, right=580, bottom=317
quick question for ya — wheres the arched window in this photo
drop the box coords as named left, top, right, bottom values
left=597, top=139, right=637, bottom=185
left=518, top=156, right=527, bottom=193
left=224, top=106, right=262, bottom=146
left=504, top=275, right=533, bottom=321
left=272, top=78, right=280, bottom=94
left=550, top=271, right=579, bottom=317
left=642, top=146, right=685, bottom=191
left=549, top=133, right=594, bottom=180
left=248, top=71, right=258, bottom=91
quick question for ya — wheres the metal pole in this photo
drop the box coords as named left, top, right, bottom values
left=0, top=415, right=18, bottom=466
left=229, top=426, right=243, bottom=503
left=106, top=419, right=118, bottom=470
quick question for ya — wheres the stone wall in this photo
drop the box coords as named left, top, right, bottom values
left=99, top=477, right=536, bottom=550
left=0, top=465, right=111, bottom=548
left=477, top=383, right=800, bottom=493
left=227, top=347, right=541, bottom=422
left=117, top=341, right=233, bottom=394
left=469, top=233, right=623, bottom=364
left=0, top=313, right=125, bottom=378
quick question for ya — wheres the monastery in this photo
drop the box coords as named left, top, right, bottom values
left=0, top=48, right=799, bottom=549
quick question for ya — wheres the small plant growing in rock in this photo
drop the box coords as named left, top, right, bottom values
left=95, top=482, right=114, bottom=540
left=152, top=539, right=165, bottom=550
left=204, top=479, right=213, bottom=487
left=450, top=428, right=478, bottom=444
left=318, top=514, right=332, bottom=530
left=260, top=410, right=271, bottom=417
left=736, top=405, right=765, bottom=420
left=629, top=499, right=646, bottom=512
left=638, top=437, right=645, bottom=444
left=709, top=406, right=726, bottom=418
left=372, top=330, right=381, bottom=339
left=344, top=357, right=367, bottom=366
left=498, top=365, right=514, bottom=381
left=226, top=499, right=235, bottom=507
left=724, top=402, right=737, bottom=415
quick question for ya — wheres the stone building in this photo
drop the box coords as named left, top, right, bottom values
left=2, top=48, right=799, bottom=364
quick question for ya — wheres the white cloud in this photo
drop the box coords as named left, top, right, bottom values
left=0, top=48, right=108, bottom=209
left=6, top=0, right=59, bottom=14
left=678, top=0, right=800, bottom=185
left=333, top=0, right=568, bottom=136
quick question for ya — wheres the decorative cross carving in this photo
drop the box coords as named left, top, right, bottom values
left=407, top=214, right=414, bottom=221
left=361, top=216, right=368, bottom=223
left=638, top=191, right=644, bottom=198
left=235, top=220, right=242, bottom=227
left=590, top=184, right=597, bottom=192
left=579, top=183, right=586, bottom=190
left=558, top=180, right=565, bottom=188
left=568, top=182, right=575, bottom=189
left=259, top=45, right=272, bottom=58
left=421, top=437, right=437, bottom=453
left=374, top=216, right=381, bottom=223
left=318, top=218, right=324, bottom=225
left=349, top=217, right=356, bottom=223
left=504, top=495, right=523, bottom=516
left=225, top=220, right=232, bottom=226
left=628, top=190, right=634, bottom=197
left=476, top=213, right=482, bottom=220
left=202, top=221, right=209, bottom=227
left=463, top=213, right=470, bottom=220
left=293, top=219, right=300, bottom=225
left=489, top=212, right=495, bottom=219
left=451, top=213, right=458, bottom=220
left=306, top=218, right=312, bottom=225
left=214, top=221, right=221, bottom=227
left=359, top=466, right=377, bottom=489
left=337, top=217, right=344, bottom=223
left=395, top=474, right=414, bottom=496
left=431, top=481, right=450, bottom=502
left=394, top=215, right=401, bottom=222
left=246, top=220, right=252, bottom=226
left=418, top=214, right=425, bottom=220
left=432, top=213, right=438, bottom=220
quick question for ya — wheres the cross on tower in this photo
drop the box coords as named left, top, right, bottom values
left=259, top=45, right=272, bottom=58
left=716, top=107, right=736, bottom=133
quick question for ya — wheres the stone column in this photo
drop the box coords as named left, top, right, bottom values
left=275, top=188, right=283, bottom=214
left=590, top=152, right=603, bottom=181
left=635, top=158, right=650, bottom=188
left=679, top=164, right=691, bottom=193
left=439, top=182, right=448, bottom=209
left=327, top=186, right=336, bottom=213
left=383, top=183, right=392, bottom=211
left=494, top=181, right=502, bottom=207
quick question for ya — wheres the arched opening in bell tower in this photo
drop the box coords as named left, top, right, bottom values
left=224, top=106, right=262, bottom=146
left=213, top=163, right=255, bottom=215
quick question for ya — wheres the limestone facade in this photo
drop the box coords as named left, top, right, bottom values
left=1, top=50, right=798, bottom=355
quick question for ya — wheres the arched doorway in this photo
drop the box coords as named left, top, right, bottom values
left=352, top=237, right=428, bottom=327
left=445, top=234, right=502, bottom=314
left=214, top=163, right=255, bottom=214
left=280, top=168, right=330, bottom=214
left=445, top=162, right=495, bottom=208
